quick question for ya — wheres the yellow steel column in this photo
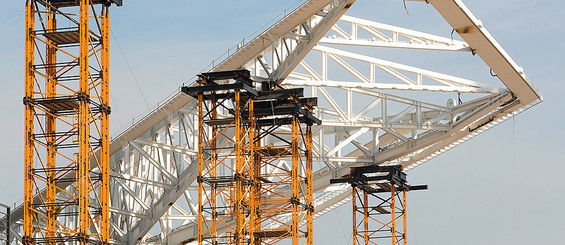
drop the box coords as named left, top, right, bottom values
left=305, top=124, right=313, bottom=245
left=234, top=91, right=244, bottom=244
left=197, top=94, right=204, bottom=245
left=211, top=95, right=218, bottom=245
left=291, top=117, right=299, bottom=245
left=352, top=187, right=357, bottom=245
left=252, top=106, right=262, bottom=245
left=100, top=5, right=111, bottom=244
left=78, top=0, right=91, bottom=243
left=403, top=190, right=407, bottom=245
left=364, top=191, right=369, bottom=245
left=391, top=185, right=397, bottom=245
left=23, top=1, right=35, bottom=243
left=248, top=99, right=256, bottom=245
left=45, top=5, right=57, bottom=242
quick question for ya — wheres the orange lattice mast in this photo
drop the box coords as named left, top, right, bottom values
left=23, top=0, right=121, bottom=244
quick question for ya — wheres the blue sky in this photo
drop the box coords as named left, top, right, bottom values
left=1, top=0, right=564, bottom=244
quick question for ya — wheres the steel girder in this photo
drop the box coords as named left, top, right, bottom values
left=6, top=0, right=541, bottom=244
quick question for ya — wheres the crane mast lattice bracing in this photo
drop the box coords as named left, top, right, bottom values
left=23, top=0, right=120, bottom=244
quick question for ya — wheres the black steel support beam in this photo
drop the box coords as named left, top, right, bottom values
left=330, top=165, right=426, bottom=193
left=199, top=69, right=252, bottom=83
left=47, top=0, right=122, bottom=7
left=182, top=82, right=258, bottom=98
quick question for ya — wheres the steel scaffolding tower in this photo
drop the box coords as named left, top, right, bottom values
left=23, top=0, right=120, bottom=244
left=186, top=70, right=257, bottom=244
left=247, top=81, right=319, bottom=245
left=331, top=166, right=426, bottom=245
left=183, top=70, right=320, bottom=245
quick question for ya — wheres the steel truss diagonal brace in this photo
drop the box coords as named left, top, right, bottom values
left=124, top=162, right=198, bottom=244
left=269, top=0, right=356, bottom=83
left=320, top=15, right=471, bottom=51
left=215, top=0, right=344, bottom=72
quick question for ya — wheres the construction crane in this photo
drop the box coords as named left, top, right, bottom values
left=3, top=0, right=541, bottom=245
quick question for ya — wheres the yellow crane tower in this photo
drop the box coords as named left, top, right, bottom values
left=23, top=0, right=120, bottom=244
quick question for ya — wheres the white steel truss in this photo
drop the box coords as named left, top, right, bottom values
left=320, top=15, right=472, bottom=51
left=6, top=0, right=541, bottom=245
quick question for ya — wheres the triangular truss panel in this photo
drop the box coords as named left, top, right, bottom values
left=6, top=1, right=541, bottom=245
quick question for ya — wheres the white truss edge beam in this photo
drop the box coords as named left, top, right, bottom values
left=313, top=45, right=502, bottom=91
left=428, top=0, right=542, bottom=104
left=215, top=0, right=338, bottom=71
left=320, top=15, right=471, bottom=51
left=284, top=79, right=499, bottom=93
left=268, top=0, right=356, bottom=83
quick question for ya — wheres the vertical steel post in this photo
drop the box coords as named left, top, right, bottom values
left=45, top=5, right=57, bottom=241
left=403, top=190, right=407, bottom=245
left=100, top=5, right=111, bottom=244
left=210, top=95, right=218, bottom=245
left=352, top=187, right=357, bottom=245
left=306, top=124, right=313, bottom=245
left=248, top=100, right=256, bottom=245
left=291, top=117, right=299, bottom=245
left=23, top=1, right=34, bottom=244
left=197, top=94, right=204, bottom=245
left=251, top=103, right=262, bottom=245
left=391, top=185, right=397, bottom=245
left=363, top=191, right=369, bottom=245
left=6, top=207, right=9, bottom=245
left=234, top=91, right=244, bottom=244
left=78, top=1, right=91, bottom=244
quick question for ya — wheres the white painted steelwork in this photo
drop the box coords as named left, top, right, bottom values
left=6, top=0, right=541, bottom=244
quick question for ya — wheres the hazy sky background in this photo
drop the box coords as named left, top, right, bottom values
left=1, top=0, right=564, bottom=244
